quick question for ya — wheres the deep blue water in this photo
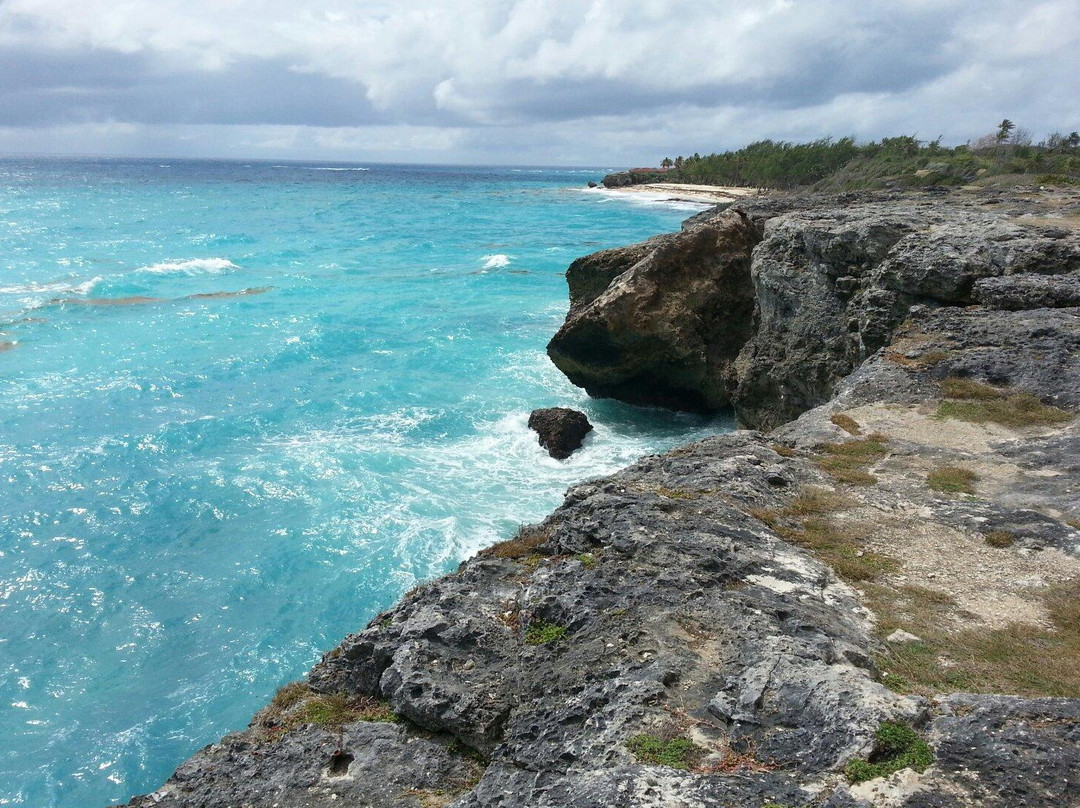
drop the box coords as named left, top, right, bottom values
left=0, top=158, right=730, bottom=807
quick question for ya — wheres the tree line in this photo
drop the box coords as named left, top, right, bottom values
left=651, top=123, right=1080, bottom=190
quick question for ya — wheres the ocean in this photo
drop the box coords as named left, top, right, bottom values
left=0, top=158, right=731, bottom=807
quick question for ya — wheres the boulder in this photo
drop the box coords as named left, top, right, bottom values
left=527, top=407, right=593, bottom=459
left=547, top=210, right=759, bottom=412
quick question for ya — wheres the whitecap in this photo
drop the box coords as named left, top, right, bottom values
left=68, top=276, right=104, bottom=295
left=137, top=259, right=239, bottom=276
left=300, top=167, right=370, bottom=172
left=0, top=276, right=102, bottom=296
left=482, top=254, right=511, bottom=269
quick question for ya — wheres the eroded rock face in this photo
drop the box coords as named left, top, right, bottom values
left=528, top=407, right=593, bottom=459
left=547, top=210, right=760, bottom=411
left=548, top=189, right=1080, bottom=429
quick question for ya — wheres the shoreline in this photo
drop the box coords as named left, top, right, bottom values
left=586, top=182, right=763, bottom=207
left=119, top=187, right=1080, bottom=808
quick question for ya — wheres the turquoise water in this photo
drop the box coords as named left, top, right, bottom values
left=0, top=159, right=730, bottom=807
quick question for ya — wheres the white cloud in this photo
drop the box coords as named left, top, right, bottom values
left=0, top=0, right=1076, bottom=162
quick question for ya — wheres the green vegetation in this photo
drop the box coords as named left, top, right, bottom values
left=298, top=693, right=398, bottom=726
left=259, top=684, right=399, bottom=738
left=575, top=553, right=598, bottom=568
left=937, top=377, right=1073, bottom=428
left=927, top=466, right=980, bottom=494
left=815, top=434, right=890, bottom=486
left=524, top=619, right=567, bottom=645
left=652, top=127, right=1080, bottom=191
left=844, top=722, right=933, bottom=784
left=872, top=581, right=1080, bottom=698
left=625, top=733, right=707, bottom=770
left=984, top=530, right=1017, bottom=549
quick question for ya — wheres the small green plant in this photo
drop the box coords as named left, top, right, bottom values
left=927, top=466, right=979, bottom=494
left=625, top=733, right=706, bottom=770
left=844, top=721, right=933, bottom=784
left=524, top=619, right=567, bottom=645
left=984, top=530, right=1016, bottom=548
left=575, top=553, right=597, bottom=568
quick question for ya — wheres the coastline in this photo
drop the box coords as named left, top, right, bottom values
left=120, top=186, right=1080, bottom=808
left=585, top=182, right=762, bottom=207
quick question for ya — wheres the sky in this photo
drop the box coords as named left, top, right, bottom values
left=0, top=0, right=1077, bottom=165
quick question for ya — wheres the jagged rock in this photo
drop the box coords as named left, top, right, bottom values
left=547, top=210, right=759, bottom=411
left=548, top=190, right=1080, bottom=429
left=528, top=407, right=593, bottom=459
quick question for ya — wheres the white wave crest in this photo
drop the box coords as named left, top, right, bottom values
left=301, top=167, right=370, bottom=171
left=138, top=259, right=239, bottom=276
left=0, top=276, right=102, bottom=296
left=67, top=277, right=104, bottom=295
left=482, top=254, right=511, bottom=269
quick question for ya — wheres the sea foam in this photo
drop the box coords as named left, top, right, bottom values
left=137, top=259, right=239, bottom=276
left=482, top=254, right=511, bottom=269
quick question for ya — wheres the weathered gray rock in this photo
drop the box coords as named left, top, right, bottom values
left=528, top=407, right=593, bottom=459
left=548, top=189, right=1080, bottom=429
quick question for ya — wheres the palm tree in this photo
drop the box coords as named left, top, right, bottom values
left=996, top=119, right=1015, bottom=144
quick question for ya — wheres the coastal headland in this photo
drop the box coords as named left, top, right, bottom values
left=120, top=184, right=1080, bottom=807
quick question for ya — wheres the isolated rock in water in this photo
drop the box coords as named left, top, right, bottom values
left=587, top=181, right=598, bottom=188
left=547, top=210, right=759, bottom=412
left=528, top=407, right=593, bottom=459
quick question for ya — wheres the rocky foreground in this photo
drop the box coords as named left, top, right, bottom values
left=122, top=187, right=1080, bottom=807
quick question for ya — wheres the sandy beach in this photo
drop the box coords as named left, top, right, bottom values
left=599, top=182, right=763, bottom=205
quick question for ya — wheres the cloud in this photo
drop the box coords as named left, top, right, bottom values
left=0, top=0, right=1076, bottom=162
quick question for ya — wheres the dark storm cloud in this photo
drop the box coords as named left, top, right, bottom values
left=0, top=48, right=393, bottom=126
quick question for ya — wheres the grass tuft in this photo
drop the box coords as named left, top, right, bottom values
left=815, top=435, right=889, bottom=486
left=481, top=525, right=549, bottom=560
left=830, top=413, right=862, bottom=435
left=524, top=619, right=567, bottom=646
left=844, top=721, right=933, bottom=784
left=927, top=465, right=979, bottom=494
left=937, top=377, right=1073, bottom=428
left=873, top=581, right=1080, bottom=698
left=984, top=530, right=1016, bottom=549
left=625, top=733, right=706, bottom=770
